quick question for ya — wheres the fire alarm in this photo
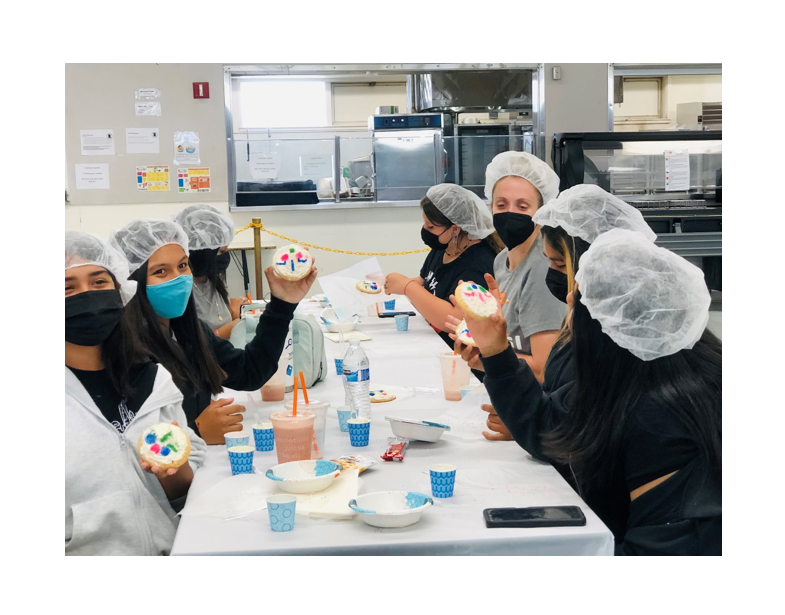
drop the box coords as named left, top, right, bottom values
left=193, top=82, right=210, bottom=99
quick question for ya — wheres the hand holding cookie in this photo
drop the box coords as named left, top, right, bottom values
left=449, top=274, right=509, bottom=358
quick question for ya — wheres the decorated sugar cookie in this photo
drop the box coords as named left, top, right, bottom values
left=454, top=281, right=498, bottom=320
left=273, top=244, right=313, bottom=281
left=137, top=423, right=191, bottom=470
left=369, top=390, right=397, bottom=403
left=456, top=319, right=478, bottom=347
left=356, top=280, right=382, bottom=294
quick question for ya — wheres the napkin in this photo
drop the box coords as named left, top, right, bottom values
left=317, top=257, right=386, bottom=321
left=295, top=468, right=360, bottom=518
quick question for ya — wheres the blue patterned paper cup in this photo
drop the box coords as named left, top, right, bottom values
left=334, top=358, right=343, bottom=376
left=348, top=418, right=371, bottom=447
left=225, top=431, right=250, bottom=448
left=336, top=408, right=353, bottom=432
left=252, top=423, right=275, bottom=452
left=228, top=446, right=255, bottom=475
left=395, top=314, right=409, bottom=332
left=266, top=494, right=297, bottom=532
left=384, top=299, right=396, bottom=310
left=430, top=463, right=457, bottom=498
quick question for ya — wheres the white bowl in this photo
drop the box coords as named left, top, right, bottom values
left=385, top=416, right=450, bottom=443
left=320, top=308, right=359, bottom=333
left=348, top=491, right=433, bottom=528
left=265, top=460, right=342, bottom=494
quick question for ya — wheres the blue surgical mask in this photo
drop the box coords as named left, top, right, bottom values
left=146, top=274, right=193, bottom=318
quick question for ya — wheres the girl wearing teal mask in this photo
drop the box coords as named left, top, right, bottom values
left=110, top=219, right=317, bottom=445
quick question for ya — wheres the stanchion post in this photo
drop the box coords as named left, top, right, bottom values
left=252, top=217, right=263, bottom=300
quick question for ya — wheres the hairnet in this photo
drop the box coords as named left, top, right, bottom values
left=108, top=219, right=190, bottom=275
left=426, top=184, right=495, bottom=240
left=65, top=230, right=137, bottom=304
left=533, top=184, right=657, bottom=244
left=484, top=151, right=560, bottom=205
left=173, top=205, right=235, bottom=250
left=574, top=228, right=711, bottom=361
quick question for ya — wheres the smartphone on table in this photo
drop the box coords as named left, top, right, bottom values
left=483, top=506, right=586, bottom=528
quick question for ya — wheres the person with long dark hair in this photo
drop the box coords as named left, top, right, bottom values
left=384, top=183, right=503, bottom=349
left=449, top=185, right=657, bottom=442
left=65, top=231, right=206, bottom=555
left=452, top=229, right=721, bottom=555
left=109, top=219, right=317, bottom=445
left=173, top=204, right=248, bottom=339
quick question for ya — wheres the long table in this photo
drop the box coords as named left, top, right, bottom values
left=171, top=302, right=614, bottom=556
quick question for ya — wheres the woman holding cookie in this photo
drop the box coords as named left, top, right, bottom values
left=384, top=183, right=502, bottom=349
left=109, top=220, right=317, bottom=445
left=65, top=230, right=207, bottom=555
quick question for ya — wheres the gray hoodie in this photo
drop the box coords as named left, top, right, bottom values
left=65, top=365, right=206, bottom=555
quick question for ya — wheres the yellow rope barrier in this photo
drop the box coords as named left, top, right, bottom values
left=235, top=221, right=431, bottom=257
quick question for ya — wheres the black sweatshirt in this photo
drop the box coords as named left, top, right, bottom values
left=481, top=344, right=722, bottom=555
left=179, top=296, right=296, bottom=435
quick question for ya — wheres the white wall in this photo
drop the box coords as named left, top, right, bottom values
left=544, top=64, right=611, bottom=162
left=65, top=64, right=429, bottom=298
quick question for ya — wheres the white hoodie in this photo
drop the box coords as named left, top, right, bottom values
left=65, top=365, right=206, bottom=555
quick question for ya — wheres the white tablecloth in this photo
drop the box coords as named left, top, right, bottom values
left=171, top=301, right=614, bottom=556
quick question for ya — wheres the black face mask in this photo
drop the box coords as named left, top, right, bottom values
left=215, top=251, right=231, bottom=273
left=421, top=226, right=450, bottom=251
left=493, top=213, right=535, bottom=250
left=545, top=268, right=569, bottom=304
left=65, top=289, right=124, bottom=346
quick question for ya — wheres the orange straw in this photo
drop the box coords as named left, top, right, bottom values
left=299, top=371, right=310, bottom=405
left=247, top=292, right=256, bottom=315
left=292, top=377, right=298, bottom=417
left=298, top=371, right=319, bottom=456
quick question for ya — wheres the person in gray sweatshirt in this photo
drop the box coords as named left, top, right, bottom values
left=65, top=230, right=206, bottom=555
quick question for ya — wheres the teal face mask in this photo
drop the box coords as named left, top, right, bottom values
left=146, top=274, right=193, bottom=318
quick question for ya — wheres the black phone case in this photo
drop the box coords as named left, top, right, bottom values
left=483, top=506, right=587, bottom=528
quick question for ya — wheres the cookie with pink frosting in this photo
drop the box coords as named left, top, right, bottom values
left=454, top=281, right=498, bottom=320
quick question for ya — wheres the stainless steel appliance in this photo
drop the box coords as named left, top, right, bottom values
left=369, top=113, right=446, bottom=201
left=551, top=130, right=722, bottom=290
left=452, top=123, right=533, bottom=197
left=677, top=102, right=722, bottom=131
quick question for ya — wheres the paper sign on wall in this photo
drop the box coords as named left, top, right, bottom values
left=135, top=102, right=162, bottom=116
left=80, top=130, right=115, bottom=156
left=75, top=164, right=110, bottom=189
left=299, top=154, right=333, bottom=178
left=126, top=128, right=160, bottom=154
left=137, top=166, right=170, bottom=191
left=664, top=150, right=690, bottom=192
left=174, top=131, right=200, bottom=165
left=250, top=153, right=281, bottom=180
left=178, top=167, right=211, bottom=193
left=135, top=88, right=160, bottom=99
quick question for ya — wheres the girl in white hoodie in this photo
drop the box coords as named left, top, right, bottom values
left=65, top=230, right=206, bottom=555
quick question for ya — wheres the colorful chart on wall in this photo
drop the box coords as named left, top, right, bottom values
left=178, top=167, right=211, bottom=193
left=136, top=166, right=170, bottom=191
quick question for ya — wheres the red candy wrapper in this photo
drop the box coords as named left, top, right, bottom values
left=381, top=437, right=409, bottom=462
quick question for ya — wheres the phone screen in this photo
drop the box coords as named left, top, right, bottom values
left=487, top=507, right=584, bottom=522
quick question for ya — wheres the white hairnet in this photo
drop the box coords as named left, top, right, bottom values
left=533, top=184, right=657, bottom=244
left=574, top=228, right=711, bottom=361
left=484, top=151, right=560, bottom=205
left=108, top=219, right=190, bottom=275
left=173, top=205, right=235, bottom=250
left=426, top=184, right=495, bottom=240
left=65, top=230, right=137, bottom=304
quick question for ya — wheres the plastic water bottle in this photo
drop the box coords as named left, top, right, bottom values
left=343, top=339, right=371, bottom=419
